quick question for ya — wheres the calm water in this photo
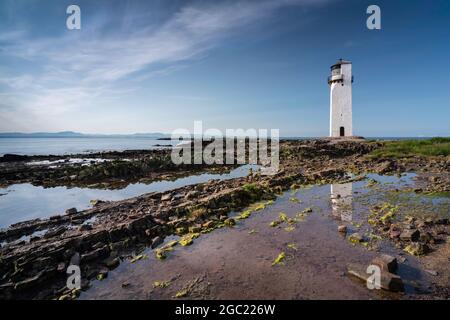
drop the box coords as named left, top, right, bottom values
left=0, top=137, right=177, bottom=156
left=81, top=173, right=438, bottom=300
left=0, top=165, right=257, bottom=228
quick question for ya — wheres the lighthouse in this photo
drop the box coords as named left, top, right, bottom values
left=328, top=59, right=353, bottom=137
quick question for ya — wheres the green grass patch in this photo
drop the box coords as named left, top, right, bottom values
left=369, top=138, right=450, bottom=158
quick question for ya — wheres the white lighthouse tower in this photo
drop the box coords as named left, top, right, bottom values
left=328, top=59, right=353, bottom=137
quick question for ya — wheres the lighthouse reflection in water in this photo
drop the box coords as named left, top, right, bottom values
left=330, top=183, right=353, bottom=222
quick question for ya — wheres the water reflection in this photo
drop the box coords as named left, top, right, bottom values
left=0, top=165, right=259, bottom=228
left=330, top=182, right=353, bottom=222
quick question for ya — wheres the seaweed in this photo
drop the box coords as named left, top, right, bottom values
left=153, top=280, right=171, bottom=288
left=271, top=252, right=286, bottom=266
left=130, top=254, right=148, bottom=263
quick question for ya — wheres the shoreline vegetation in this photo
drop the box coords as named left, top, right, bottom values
left=369, top=137, right=450, bottom=158
left=0, top=137, right=448, bottom=300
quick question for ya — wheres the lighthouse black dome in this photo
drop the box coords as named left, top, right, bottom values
left=331, top=59, right=351, bottom=69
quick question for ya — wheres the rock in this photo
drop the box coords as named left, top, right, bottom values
left=30, top=235, right=41, bottom=242
left=346, top=263, right=404, bottom=292
left=14, top=271, right=45, bottom=291
left=71, top=219, right=84, bottom=225
left=90, top=199, right=104, bottom=206
left=376, top=161, right=396, bottom=174
left=188, top=225, right=201, bottom=233
left=419, top=232, right=435, bottom=244
left=79, top=224, right=92, bottom=231
left=185, top=191, right=199, bottom=199
left=161, top=194, right=171, bottom=201
left=338, top=225, right=347, bottom=233
left=0, top=154, right=30, bottom=162
left=224, top=218, right=236, bottom=227
left=70, top=252, right=80, bottom=266
left=202, top=220, right=216, bottom=229
left=151, top=236, right=163, bottom=249
left=81, top=279, right=91, bottom=290
left=403, top=243, right=430, bottom=256
left=97, top=268, right=108, bottom=280
left=415, top=219, right=426, bottom=228
left=175, top=227, right=187, bottom=235
left=57, top=262, right=66, bottom=273
left=81, top=245, right=109, bottom=263
left=144, top=229, right=153, bottom=237
left=430, top=176, right=440, bottom=183
left=104, top=257, right=120, bottom=269
left=92, top=241, right=106, bottom=250
left=389, top=224, right=402, bottom=239
left=348, top=233, right=363, bottom=244
left=44, top=226, right=67, bottom=238
left=400, top=229, right=420, bottom=242
left=371, top=254, right=398, bottom=273
left=436, top=218, right=449, bottom=225
left=425, top=269, right=438, bottom=276
left=110, top=240, right=128, bottom=252
left=65, top=208, right=77, bottom=215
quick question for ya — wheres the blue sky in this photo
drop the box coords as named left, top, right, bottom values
left=0, top=0, right=449, bottom=137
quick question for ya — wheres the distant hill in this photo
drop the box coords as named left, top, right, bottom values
left=0, top=131, right=169, bottom=138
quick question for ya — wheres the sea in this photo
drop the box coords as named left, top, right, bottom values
left=0, top=137, right=177, bottom=156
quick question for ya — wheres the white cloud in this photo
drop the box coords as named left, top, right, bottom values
left=0, top=0, right=330, bottom=131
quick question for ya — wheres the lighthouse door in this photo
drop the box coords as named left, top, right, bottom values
left=339, top=127, right=345, bottom=137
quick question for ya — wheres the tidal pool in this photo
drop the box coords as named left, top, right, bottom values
left=80, top=173, right=447, bottom=300
left=0, top=165, right=259, bottom=228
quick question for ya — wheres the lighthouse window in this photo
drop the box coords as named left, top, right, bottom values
left=332, top=68, right=341, bottom=76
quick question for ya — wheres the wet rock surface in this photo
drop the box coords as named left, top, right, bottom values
left=0, top=138, right=448, bottom=299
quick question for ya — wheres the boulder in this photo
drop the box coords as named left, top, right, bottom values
left=371, top=254, right=398, bottom=273
left=65, top=208, right=78, bottom=215
left=400, top=229, right=420, bottom=242
left=347, top=263, right=404, bottom=292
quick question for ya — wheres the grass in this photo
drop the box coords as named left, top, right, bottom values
left=370, top=137, right=450, bottom=158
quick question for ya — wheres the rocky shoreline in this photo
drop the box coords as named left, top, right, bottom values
left=0, top=148, right=237, bottom=189
left=0, top=138, right=448, bottom=300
